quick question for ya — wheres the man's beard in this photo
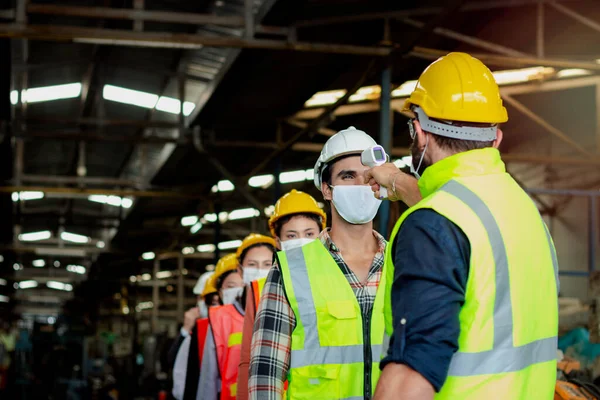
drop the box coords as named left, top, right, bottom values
left=410, top=137, right=431, bottom=176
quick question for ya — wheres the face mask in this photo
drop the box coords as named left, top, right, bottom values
left=243, top=268, right=270, bottom=285
left=281, top=238, right=315, bottom=251
left=222, top=287, right=243, bottom=305
left=410, top=135, right=429, bottom=180
left=197, top=301, right=208, bottom=319
left=331, top=185, right=381, bottom=225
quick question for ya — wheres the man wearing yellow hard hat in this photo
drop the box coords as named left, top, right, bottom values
left=249, top=127, right=388, bottom=399
left=196, top=236, right=276, bottom=400
left=364, top=52, right=559, bottom=399
left=236, top=190, right=326, bottom=400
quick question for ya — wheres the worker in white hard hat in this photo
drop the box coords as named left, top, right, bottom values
left=170, top=271, right=215, bottom=400
left=248, top=127, right=388, bottom=400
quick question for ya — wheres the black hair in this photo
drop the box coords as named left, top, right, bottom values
left=215, top=269, right=236, bottom=291
left=273, top=213, right=322, bottom=238
left=320, top=154, right=360, bottom=187
left=204, top=292, right=221, bottom=306
left=239, top=243, right=276, bottom=265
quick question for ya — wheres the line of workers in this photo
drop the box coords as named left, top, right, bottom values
left=168, top=52, right=559, bottom=400
left=170, top=188, right=326, bottom=400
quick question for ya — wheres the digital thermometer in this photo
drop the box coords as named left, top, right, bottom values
left=361, top=145, right=389, bottom=198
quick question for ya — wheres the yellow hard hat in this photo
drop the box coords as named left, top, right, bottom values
left=268, top=190, right=327, bottom=237
left=403, top=52, right=508, bottom=124
left=201, top=275, right=218, bottom=297
left=212, top=253, right=239, bottom=287
left=236, top=233, right=276, bottom=262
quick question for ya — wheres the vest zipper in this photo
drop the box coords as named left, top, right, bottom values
left=363, top=305, right=372, bottom=400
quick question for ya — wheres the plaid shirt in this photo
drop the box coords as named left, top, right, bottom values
left=248, top=229, right=387, bottom=400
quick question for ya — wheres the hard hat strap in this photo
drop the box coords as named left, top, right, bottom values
left=414, top=107, right=497, bottom=142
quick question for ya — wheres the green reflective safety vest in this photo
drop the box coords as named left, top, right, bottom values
left=279, top=239, right=387, bottom=400
left=384, top=148, right=559, bottom=399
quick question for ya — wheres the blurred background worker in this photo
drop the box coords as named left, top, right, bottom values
left=236, top=190, right=326, bottom=400
left=172, top=272, right=215, bottom=400
left=183, top=253, right=239, bottom=400
left=197, top=235, right=275, bottom=400
left=249, top=127, right=388, bottom=400
left=366, top=53, right=559, bottom=400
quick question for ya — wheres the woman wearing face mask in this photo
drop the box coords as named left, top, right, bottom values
left=236, top=191, right=326, bottom=400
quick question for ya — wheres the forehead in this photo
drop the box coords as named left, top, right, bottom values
left=281, top=215, right=320, bottom=231
left=244, top=245, right=273, bottom=260
left=330, top=155, right=366, bottom=175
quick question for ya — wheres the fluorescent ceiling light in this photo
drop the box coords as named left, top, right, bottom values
left=203, top=213, right=217, bottom=223
left=211, top=180, right=235, bottom=193
left=280, top=170, right=308, bottom=184
left=10, top=90, right=18, bottom=105
left=12, top=191, right=44, bottom=202
left=182, top=246, right=195, bottom=255
left=66, top=265, right=86, bottom=275
left=135, top=301, right=154, bottom=312
left=0, top=278, right=6, bottom=286
left=32, top=259, right=45, bottom=268
left=156, top=270, right=173, bottom=279
left=556, top=68, right=592, bottom=78
left=305, top=169, right=315, bottom=181
left=142, top=273, right=151, bottom=281
left=13, top=263, right=22, bottom=271
left=391, top=80, right=418, bottom=98
left=17, top=280, right=38, bottom=289
left=61, top=231, right=90, bottom=244
left=155, top=96, right=196, bottom=116
left=54, top=261, right=61, bottom=268
left=121, top=198, right=133, bottom=209
left=88, top=194, right=131, bottom=208
left=349, top=85, right=381, bottom=103
left=96, top=241, right=105, bottom=249
left=228, top=208, right=260, bottom=220
left=304, top=89, right=346, bottom=108
left=218, top=212, right=228, bottom=223
left=264, top=205, right=275, bottom=217
left=19, top=230, right=52, bottom=242
left=46, top=281, right=73, bottom=291
left=0, top=255, right=3, bottom=262
left=103, top=84, right=158, bottom=109
left=142, top=252, right=155, bottom=261
left=218, top=240, right=242, bottom=250
left=249, top=174, right=275, bottom=188
left=492, top=66, right=554, bottom=85
left=123, top=306, right=130, bottom=315
left=129, top=276, right=137, bottom=283
left=22, top=83, right=82, bottom=103
left=0, top=295, right=8, bottom=303
left=197, top=244, right=216, bottom=253
left=190, top=222, right=203, bottom=234
left=181, top=215, right=199, bottom=227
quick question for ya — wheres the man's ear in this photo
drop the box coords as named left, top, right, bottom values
left=321, top=181, right=333, bottom=201
left=275, top=237, right=282, bottom=250
left=493, top=128, right=503, bottom=149
left=414, top=120, right=428, bottom=150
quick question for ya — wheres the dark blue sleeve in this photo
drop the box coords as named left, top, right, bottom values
left=380, top=208, right=470, bottom=392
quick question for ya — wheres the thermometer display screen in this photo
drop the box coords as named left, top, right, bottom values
left=374, top=148, right=384, bottom=160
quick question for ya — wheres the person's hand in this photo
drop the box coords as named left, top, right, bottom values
left=364, top=163, right=422, bottom=207
left=183, top=307, right=200, bottom=333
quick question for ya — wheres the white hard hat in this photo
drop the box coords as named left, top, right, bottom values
left=193, top=271, right=214, bottom=295
left=314, top=126, right=378, bottom=191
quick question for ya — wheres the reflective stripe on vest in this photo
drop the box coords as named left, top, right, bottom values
left=441, top=180, right=558, bottom=377
left=285, top=247, right=384, bottom=368
left=251, top=278, right=266, bottom=310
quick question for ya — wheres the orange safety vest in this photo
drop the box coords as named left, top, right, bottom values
left=195, top=318, right=210, bottom=363
left=209, top=304, right=244, bottom=400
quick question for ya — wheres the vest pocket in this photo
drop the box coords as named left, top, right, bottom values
left=291, top=365, right=340, bottom=400
left=321, top=300, right=360, bottom=346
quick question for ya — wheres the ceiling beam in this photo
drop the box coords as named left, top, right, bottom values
left=0, top=186, right=206, bottom=199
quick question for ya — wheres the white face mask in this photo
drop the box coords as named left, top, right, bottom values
left=222, top=286, right=243, bottom=305
left=331, top=185, right=381, bottom=225
left=197, top=301, right=208, bottom=319
left=280, top=238, right=315, bottom=251
left=243, top=268, right=270, bottom=285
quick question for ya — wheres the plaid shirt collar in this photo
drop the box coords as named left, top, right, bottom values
left=318, top=228, right=387, bottom=255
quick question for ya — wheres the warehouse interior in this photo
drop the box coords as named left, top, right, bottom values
left=0, top=0, right=599, bottom=399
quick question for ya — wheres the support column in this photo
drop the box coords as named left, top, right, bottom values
left=244, top=0, right=254, bottom=38
left=151, top=258, right=159, bottom=333
left=537, top=1, right=544, bottom=58
left=214, top=204, right=221, bottom=264
left=378, top=64, right=392, bottom=236
left=590, top=196, right=598, bottom=273
left=177, top=254, right=184, bottom=319
left=133, top=0, right=144, bottom=32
